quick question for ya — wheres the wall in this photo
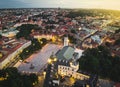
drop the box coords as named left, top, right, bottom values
left=0, top=41, right=31, bottom=69
left=58, top=65, right=89, bottom=80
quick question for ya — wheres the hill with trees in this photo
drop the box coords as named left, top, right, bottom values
left=66, top=9, right=120, bottom=18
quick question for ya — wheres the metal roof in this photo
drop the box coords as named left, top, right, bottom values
left=56, top=46, right=75, bottom=60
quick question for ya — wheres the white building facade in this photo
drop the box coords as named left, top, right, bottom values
left=58, top=64, right=89, bottom=80
left=0, top=41, right=31, bottom=69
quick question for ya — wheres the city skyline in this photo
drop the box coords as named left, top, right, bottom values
left=0, top=0, right=120, bottom=10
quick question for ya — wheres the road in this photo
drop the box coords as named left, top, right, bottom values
left=18, top=44, right=62, bottom=73
left=80, top=30, right=99, bottom=47
left=43, top=64, right=52, bottom=87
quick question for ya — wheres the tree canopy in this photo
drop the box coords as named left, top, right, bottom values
left=19, top=38, right=47, bottom=60
left=0, top=34, right=2, bottom=39
left=0, top=67, right=38, bottom=87
left=79, top=46, right=120, bottom=82
left=66, top=9, right=120, bottom=18
left=16, top=24, right=39, bottom=39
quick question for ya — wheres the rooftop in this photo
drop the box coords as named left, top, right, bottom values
left=56, top=46, right=75, bottom=60
left=0, top=38, right=29, bottom=62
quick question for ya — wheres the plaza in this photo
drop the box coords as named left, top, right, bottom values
left=17, top=44, right=62, bottom=73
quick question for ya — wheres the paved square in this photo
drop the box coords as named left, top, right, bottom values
left=18, top=44, right=62, bottom=73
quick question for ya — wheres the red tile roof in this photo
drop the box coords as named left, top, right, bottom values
left=115, top=83, right=120, bottom=87
left=0, top=44, right=23, bottom=62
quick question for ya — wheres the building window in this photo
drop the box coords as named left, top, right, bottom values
left=68, top=68, right=69, bottom=70
left=63, top=67, right=64, bottom=69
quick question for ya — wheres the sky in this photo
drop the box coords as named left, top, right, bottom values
left=0, top=0, right=120, bottom=10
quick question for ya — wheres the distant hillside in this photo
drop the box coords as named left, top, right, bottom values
left=66, top=9, right=120, bottom=18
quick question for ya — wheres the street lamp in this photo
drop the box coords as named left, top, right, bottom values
left=48, top=52, right=57, bottom=64
left=26, top=50, right=29, bottom=52
left=0, top=53, right=3, bottom=58
left=32, top=43, right=35, bottom=46
left=67, top=39, right=70, bottom=43
left=78, top=27, right=81, bottom=31
left=48, top=59, right=52, bottom=64
left=40, top=41, right=43, bottom=44
left=53, top=58, right=57, bottom=62
left=20, top=50, right=23, bottom=53
left=47, top=57, right=57, bottom=64
left=43, top=71, right=46, bottom=78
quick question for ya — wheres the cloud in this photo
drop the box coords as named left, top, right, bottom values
left=1, top=0, right=57, bottom=8
left=19, top=0, right=60, bottom=8
left=0, top=0, right=120, bottom=10
left=0, top=0, right=30, bottom=8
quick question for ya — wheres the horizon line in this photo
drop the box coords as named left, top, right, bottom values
left=0, top=7, right=120, bottom=11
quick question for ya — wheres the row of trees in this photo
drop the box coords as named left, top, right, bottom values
left=68, top=34, right=77, bottom=44
left=79, top=46, right=120, bottom=82
left=19, top=38, right=47, bottom=60
left=15, top=24, right=48, bottom=60
left=0, top=67, right=38, bottom=87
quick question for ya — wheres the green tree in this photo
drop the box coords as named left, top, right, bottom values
left=68, top=34, right=77, bottom=44
left=41, top=38, right=47, bottom=45
left=31, top=38, right=42, bottom=50
left=115, top=29, right=120, bottom=33
left=29, top=74, right=38, bottom=83
left=71, top=29, right=76, bottom=34
left=114, top=39, right=120, bottom=45
left=110, top=56, right=120, bottom=82
left=79, top=46, right=112, bottom=78
left=79, top=49, right=100, bottom=74
left=16, top=24, right=38, bottom=39
left=0, top=67, right=38, bottom=87
left=0, top=34, right=2, bottom=39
